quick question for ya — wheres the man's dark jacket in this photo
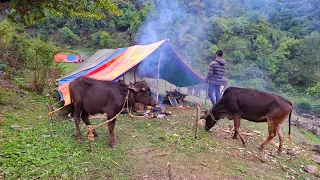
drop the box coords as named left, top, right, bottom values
left=205, top=57, right=226, bottom=85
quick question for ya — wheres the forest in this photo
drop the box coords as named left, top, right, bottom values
left=1, top=0, right=320, bottom=114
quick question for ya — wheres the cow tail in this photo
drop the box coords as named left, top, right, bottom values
left=288, top=110, right=293, bottom=144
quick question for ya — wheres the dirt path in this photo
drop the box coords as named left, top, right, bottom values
left=0, top=75, right=14, bottom=89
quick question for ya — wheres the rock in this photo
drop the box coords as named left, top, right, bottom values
left=313, top=144, right=320, bottom=153
left=287, top=149, right=299, bottom=156
left=229, top=176, right=243, bottom=180
left=311, top=155, right=320, bottom=164
left=10, top=125, right=21, bottom=130
left=253, top=130, right=262, bottom=134
left=304, top=165, right=317, bottom=174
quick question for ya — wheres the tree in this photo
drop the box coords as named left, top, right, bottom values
left=0, top=0, right=120, bottom=25
left=59, top=27, right=80, bottom=45
left=99, top=32, right=111, bottom=47
left=25, top=39, right=58, bottom=94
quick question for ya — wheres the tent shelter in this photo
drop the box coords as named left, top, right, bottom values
left=57, top=39, right=204, bottom=106
left=54, top=54, right=83, bottom=63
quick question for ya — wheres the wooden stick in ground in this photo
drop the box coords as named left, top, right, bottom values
left=156, top=48, right=163, bottom=104
left=167, top=162, right=173, bottom=180
left=195, top=107, right=200, bottom=139
left=87, top=125, right=95, bottom=152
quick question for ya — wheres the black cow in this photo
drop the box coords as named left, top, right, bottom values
left=201, top=87, right=293, bottom=152
left=69, top=77, right=156, bottom=147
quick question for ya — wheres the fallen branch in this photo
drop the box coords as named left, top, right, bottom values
left=109, top=158, right=120, bottom=167
left=167, top=162, right=173, bottom=180
left=195, top=107, right=200, bottom=139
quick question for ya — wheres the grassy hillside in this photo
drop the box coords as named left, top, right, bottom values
left=1, top=75, right=319, bottom=179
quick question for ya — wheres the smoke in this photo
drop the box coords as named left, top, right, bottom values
left=135, top=0, right=188, bottom=45
left=135, top=0, right=205, bottom=45
left=133, top=0, right=210, bottom=83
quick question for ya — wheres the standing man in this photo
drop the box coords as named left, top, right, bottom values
left=205, top=50, right=226, bottom=106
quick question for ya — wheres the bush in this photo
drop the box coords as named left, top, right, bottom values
left=307, top=83, right=320, bottom=97
left=99, top=32, right=111, bottom=47
left=88, top=31, right=113, bottom=48
left=59, top=27, right=80, bottom=45
left=293, top=98, right=311, bottom=114
left=0, top=63, right=7, bottom=71
left=311, top=105, right=320, bottom=115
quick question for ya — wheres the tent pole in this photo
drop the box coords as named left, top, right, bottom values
left=134, top=67, right=137, bottom=83
left=156, top=49, right=163, bottom=105
left=164, top=81, right=166, bottom=92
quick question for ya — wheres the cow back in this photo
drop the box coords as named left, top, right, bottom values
left=216, top=87, right=292, bottom=122
left=70, top=77, right=127, bottom=115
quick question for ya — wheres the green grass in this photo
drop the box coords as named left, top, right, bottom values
left=56, top=63, right=80, bottom=76
left=300, top=129, right=320, bottom=144
left=1, top=88, right=320, bottom=179
left=1, top=63, right=320, bottom=179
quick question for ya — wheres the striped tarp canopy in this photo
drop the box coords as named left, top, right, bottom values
left=57, top=39, right=204, bottom=106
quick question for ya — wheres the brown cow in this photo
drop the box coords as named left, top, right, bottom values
left=69, top=77, right=156, bottom=147
left=201, top=87, right=293, bottom=152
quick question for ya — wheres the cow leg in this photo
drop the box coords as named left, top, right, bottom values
left=104, top=109, right=117, bottom=148
left=108, top=119, right=117, bottom=148
left=74, top=108, right=82, bottom=143
left=276, top=124, right=284, bottom=152
left=81, top=110, right=99, bottom=137
left=233, top=116, right=246, bottom=146
left=259, top=120, right=277, bottom=151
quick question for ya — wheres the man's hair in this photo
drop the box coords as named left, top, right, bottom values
left=216, top=50, right=223, bottom=57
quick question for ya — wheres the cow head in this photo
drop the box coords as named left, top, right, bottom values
left=128, top=81, right=157, bottom=106
left=200, top=109, right=219, bottom=131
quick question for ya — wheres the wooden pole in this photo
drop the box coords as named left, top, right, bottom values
left=195, top=107, right=200, bottom=139
left=164, top=81, right=167, bottom=92
left=156, top=48, right=163, bottom=104
left=167, top=162, right=173, bottom=180
left=134, top=68, right=137, bottom=83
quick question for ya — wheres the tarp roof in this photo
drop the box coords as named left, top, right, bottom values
left=57, top=39, right=204, bottom=106
left=54, top=54, right=83, bottom=63
left=57, top=49, right=116, bottom=82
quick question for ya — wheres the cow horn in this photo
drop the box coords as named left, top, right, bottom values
left=200, top=109, right=210, bottom=119
left=128, top=83, right=139, bottom=92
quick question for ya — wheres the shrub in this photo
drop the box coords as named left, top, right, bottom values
left=0, top=63, right=7, bottom=71
left=88, top=31, right=113, bottom=48
left=59, top=27, right=80, bottom=45
left=293, top=98, right=311, bottom=114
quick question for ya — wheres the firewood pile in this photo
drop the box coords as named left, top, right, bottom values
left=135, top=103, right=172, bottom=118
left=163, top=90, right=187, bottom=106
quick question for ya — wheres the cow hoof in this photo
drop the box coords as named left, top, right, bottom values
left=259, top=146, right=265, bottom=151
left=232, top=135, right=237, bottom=139
left=77, top=139, right=83, bottom=143
left=242, top=143, right=246, bottom=147
left=94, top=132, right=99, bottom=137
left=110, top=144, right=117, bottom=148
